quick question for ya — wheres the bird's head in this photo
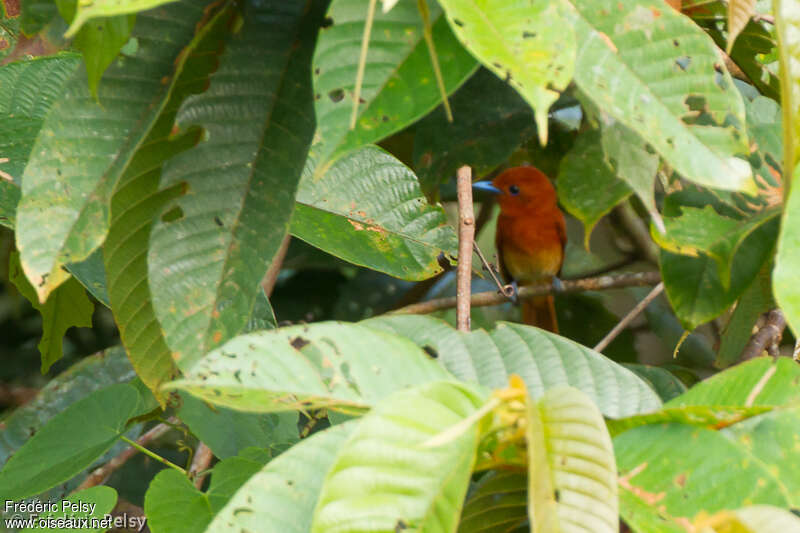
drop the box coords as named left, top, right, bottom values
left=473, top=166, right=558, bottom=216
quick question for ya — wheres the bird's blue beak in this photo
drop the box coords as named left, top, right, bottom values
left=472, top=181, right=502, bottom=195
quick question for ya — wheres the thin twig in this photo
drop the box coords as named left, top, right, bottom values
left=77, top=420, right=176, bottom=490
left=120, top=435, right=186, bottom=474
left=350, top=0, right=378, bottom=129
left=740, top=309, right=786, bottom=361
left=417, top=0, right=453, bottom=122
left=190, top=442, right=214, bottom=489
left=473, top=241, right=514, bottom=298
left=391, top=271, right=661, bottom=315
left=260, top=233, right=291, bottom=297
left=456, top=166, right=475, bottom=331
left=594, top=282, right=664, bottom=352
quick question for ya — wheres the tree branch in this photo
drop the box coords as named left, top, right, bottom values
left=740, top=309, right=786, bottom=361
left=391, top=271, right=661, bottom=316
left=260, top=233, right=291, bottom=297
left=456, top=166, right=475, bottom=331
left=594, top=282, right=664, bottom=352
left=190, top=442, right=214, bottom=489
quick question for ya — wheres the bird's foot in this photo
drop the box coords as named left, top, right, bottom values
left=552, top=276, right=565, bottom=292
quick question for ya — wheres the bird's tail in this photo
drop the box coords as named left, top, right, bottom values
left=522, top=294, right=558, bottom=333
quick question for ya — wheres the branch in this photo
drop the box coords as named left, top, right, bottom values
left=190, top=442, right=214, bottom=489
left=740, top=309, right=786, bottom=361
left=260, top=233, right=291, bottom=297
left=456, top=166, right=475, bottom=331
left=594, top=282, right=664, bottom=352
left=613, top=201, right=660, bottom=264
left=77, top=418, right=176, bottom=490
left=391, top=271, right=661, bottom=315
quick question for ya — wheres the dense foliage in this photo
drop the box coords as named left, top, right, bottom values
left=1, top=0, right=800, bottom=531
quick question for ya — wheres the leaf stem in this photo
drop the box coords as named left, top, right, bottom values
left=350, top=0, right=378, bottom=130
left=417, top=0, right=453, bottom=122
left=119, top=435, right=187, bottom=475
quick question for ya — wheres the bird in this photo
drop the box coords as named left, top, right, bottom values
left=473, top=167, right=566, bottom=332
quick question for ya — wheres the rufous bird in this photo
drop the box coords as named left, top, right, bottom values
left=473, top=167, right=566, bottom=332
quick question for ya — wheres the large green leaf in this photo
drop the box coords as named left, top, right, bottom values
left=437, top=0, right=575, bottom=143
left=206, top=422, right=356, bottom=533
left=557, top=128, right=632, bottom=247
left=363, top=315, right=662, bottom=418
left=144, top=448, right=270, bottom=533
left=653, top=206, right=781, bottom=288
left=0, top=383, right=142, bottom=501
left=716, top=266, right=773, bottom=367
left=0, top=54, right=81, bottom=183
left=458, top=471, right=528, bottom=533
left=164, top=322, right=452, bottom=414
left=570, top=0, right=755, bottom=193
left=312, top=381, right=486, bottom=532
left=775, top=0, right=800, bottom=176
left=311, top=0, right=477, bottom=174
left=20, top=486, right=117, bottom=532
left=14, top=0, right=208, bottom=301
left=105, top=2, right=238, bottom=403
left=291, top=145, right=458, bottom=280
left=616, top=408, right=800, bottom=530
left=8, top=250, right=94, bottom=373
left=64, top=0, right=176, bottom=37
left=413, top=68, right=537, bottom=193
left=148, top=0, right=322, bottom=371
left=526, top=386, right=617, bottom=533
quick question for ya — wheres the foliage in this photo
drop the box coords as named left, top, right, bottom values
left=2, top=0, right=800, bottom=532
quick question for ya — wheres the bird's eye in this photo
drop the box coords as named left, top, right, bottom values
left=509, top=185, right=520, bottom=195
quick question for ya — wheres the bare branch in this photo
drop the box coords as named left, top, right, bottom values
left=190, top=442, right=214, bottom=489
left=456, top=166, right=475, bottom=331
left=740, top=309, right=786, bottom=361
left=594, top=282, right=664, bottom=352
left=260, top=233, right=291, bottom=297
left=473, top=241, right=514, bottom=298
left=391, top=271, right=661, bottom=316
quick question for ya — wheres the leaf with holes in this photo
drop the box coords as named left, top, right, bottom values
left=292, top=145, right=458, bottom=281
left=105, top=1, right=237, bottom=403
left=653, top=205, right=780, bottom=289
left=569, top=0, right=754, bottom=193
left=148, top=0, right=323, bottom=371
left=362, top=315, right=662, bottom=418
left=312, top=381, right=487, bottom=532
left=526, top=386, right=617, bottom=533
left=312, top=0, right=477, bottom=175
left=163, top=322, right=452, bottom=414
left=206, top=422, right=356, bottom=533
left=14, top=0, right=208, bottom=301
left=437, top=0, right=574, bottom=143
left=557, top=128, right=632, bottom=247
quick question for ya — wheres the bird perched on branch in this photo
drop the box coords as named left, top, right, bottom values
left=473, top=167, right=566, bottom=332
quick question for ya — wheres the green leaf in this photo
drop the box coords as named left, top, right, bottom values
left=0, top=181, right=20, bottom=229
left=0, top=54, right=81, bottom=184
left=623, top=363, right=687, bottom=403
left=148, top=0, right=323, bottom=371
left=526, top=386, right=617, bottom=533
left=0, top=346, right=135, bottom=469
left=64, top=0, right=175, bottom=38
left=177, top=393, right=298, bottom=460
left=570, top=0, right=755, bottom=193
left=458, top=471, right=528, bottom=533
left=728, top=0, right=756, bottom=52
left=105, top=1, right=237, bottom=404
left=716, top=266, right=773, bottom=367
left=606, top=404, right=771, bottom=437
left=14, top=0, right=208, bottom=301
left=144, top=449, right=270, bottom=533
left=20, top=486, right=117, bottom=532
left=437, top=0, right=574, bottom=143
left=362, top=316, right=662, bottom=417
left=67, top=249, right=109, bottom=306
left=8, top=250, right=94, bottom=373
left=600, top=121, right=661, bottom=229
left=0, top=383, right=141, bottom=501
left=164, top=322, right=452, bottom=414
left=291, top=145, right=458, bottom=280
left=666, top=357, right=800, bottom=407
left=56, top=0, right=135, bottom=98
left=0, top=1, right=20, bottom=62
left=615, top=408, right=800, bottom=529
left=715, top=505, right=800, bottom=531
left=206, top=422, right=356, bottom=533
left=775, top=0, right=800, bottom=176
left=653, top=206, right=780, bottom=289
left=312, top=381, right=486, bottom=532
left=413, top=68, right=537, bottom=193
left=557, top=128, right=632, bottom=247
left=312, top=0, right=477, bottom=174
left=660, top=213, right=779, bottom=329
left=774, top=166, right=800, bottom=337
